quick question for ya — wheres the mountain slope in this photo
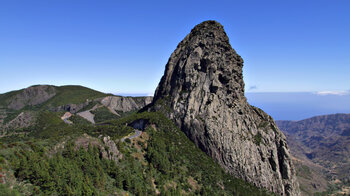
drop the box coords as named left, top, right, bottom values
left=147, top=20, right=299, bottom=195
left=0, top=109, right=275, bottom=195
left=276, top=113, right=350, bottom=190
left=0, top=85, right=57, bottom=110
left=42, top=85, right=108, bottom=108
left=0, top=85, right=152, bottom=132
left=0, top=85, right=107, bottom=110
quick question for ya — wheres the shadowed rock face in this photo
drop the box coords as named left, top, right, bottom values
left=150, top=21, right=299, bottom=195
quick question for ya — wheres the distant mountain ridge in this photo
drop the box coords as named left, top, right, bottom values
left=0, top=85, right=107, bottom=110
left=0, top=85, right=152, bottom=131
left=277, top=113, right=350, bottom=135
left=277, top=113, right=350, bottom=162
left=277, top=113, right=350, bottom=195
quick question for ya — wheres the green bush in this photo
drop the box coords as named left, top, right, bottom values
left=253, top=132, right=263, bottom=145
left=0, top=184, right=21, bottom=196
left=91, top=107, right=118, bottom=123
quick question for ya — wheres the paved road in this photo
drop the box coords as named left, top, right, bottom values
left=129, top=130, right=141, bottom=139
left=121, top=129, right=142, bottom=141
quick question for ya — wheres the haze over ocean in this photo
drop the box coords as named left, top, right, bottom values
left=247, top=92, right=350, bottom=120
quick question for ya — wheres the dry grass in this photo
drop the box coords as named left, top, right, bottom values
left=130, top=132, right=149, bottom=165
left=188, top=176, right=200, bottom=191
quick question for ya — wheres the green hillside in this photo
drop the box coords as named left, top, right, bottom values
left=0, top=90, right=21, bottom=108
left=0, top=85, right=108, bottom=110
left=0, top=111, right=274, bottom=195
left=0, top=85, right=110, bottom=125
left=43, top=85, right=108, bottom=107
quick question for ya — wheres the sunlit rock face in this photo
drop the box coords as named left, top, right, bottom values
left=149, top=20, right=299, bottom=196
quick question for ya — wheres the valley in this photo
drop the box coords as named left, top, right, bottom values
left=277, top=114, right=350, bottom=195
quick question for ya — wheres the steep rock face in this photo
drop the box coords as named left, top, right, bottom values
left=53, top=102, right=90, bottom=114
left=101, top=96, right=152, bottom=113
left=5, top=111, right=34, bottom=129
left=150, top=21, right=299, bottom=195
left=74, top=134, right=122, bottom=162
left=101, top=135, right=122, bottom=162
left=8, top=85, right=56, bottom=110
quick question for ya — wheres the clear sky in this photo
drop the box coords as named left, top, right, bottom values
left=1, top=0, right=349, bottom=95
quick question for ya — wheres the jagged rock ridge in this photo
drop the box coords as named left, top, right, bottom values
left=149, top=21, right=299, bottom=195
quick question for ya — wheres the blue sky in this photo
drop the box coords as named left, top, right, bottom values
left=1, top=0, right=350, bottom=95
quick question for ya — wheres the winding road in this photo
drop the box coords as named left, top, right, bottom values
left=121, top=129, right=142, bottom=141
left=129, top=130, right=142, bottom=139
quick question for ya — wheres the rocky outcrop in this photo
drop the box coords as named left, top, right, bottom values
left=52, top=101, right=90, bottom=114
left=8, top=85, right=56, bottom=110
left=77, top=110, right=95, bottom=124
left=101, top=136, right=122, bottom=162
left=75, top=134, right=122, bottom=162
left=6, top=111, right=35, bottom=130
left=101, top=96, right=152, bottom=113
left=149, top=21, right=299, bottom=195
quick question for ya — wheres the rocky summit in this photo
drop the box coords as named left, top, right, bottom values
left=149, top=21, right=299, bottom=195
